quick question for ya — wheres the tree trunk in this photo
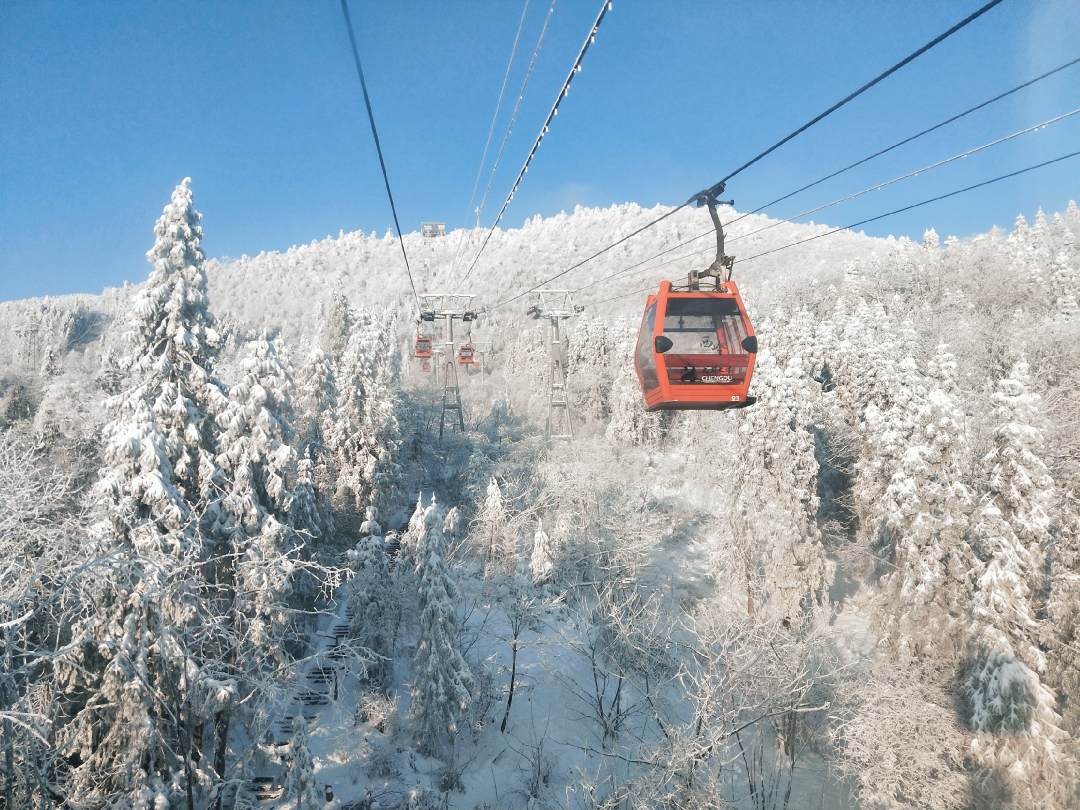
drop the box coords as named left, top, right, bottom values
left=3, top=715, right=14, bottom=810
left=213, top=710, right=230, bottom=810
left=500, top=640, right=518, bottom=733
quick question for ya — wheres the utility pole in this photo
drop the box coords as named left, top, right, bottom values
left=528, top=290, right=583, bottom=440
left=420, top=294, right=477, bottom=438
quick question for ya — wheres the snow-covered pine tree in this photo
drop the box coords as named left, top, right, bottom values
left=214, top=335, right=301, bottom=671
left=322, top=288, right=353, bottom=360
left=964, top=360, right=1074, bottom=805
left=410, top=498, right=474, bottom=754
left=397, top=494, right=427, bottom=573
left=205, top=334, right=314, bottom=789
left=733, top=346, right=832, bottom=621
left=325, top=307, right=402, bottom=520
left=294, top=345, right=338, bottom=457
left=346, top=506, right=395, bottom=687
left=98, top=177, right=227, bottom=553
left=72, top=179, right=230, bottom=806
left=566, top=315, right=613, bottom=420
left=876, top=345, right=975, bottom=661
left=530, top=518, right=554, bottom=585
left=476, top=476, right=508, bottom=563
left=65, top=557, right=223, bottom=810
left=965, top=640, right=1073, bottom=809
left=605, top=324, right=658, bottom=446
left=1050, top=229, right=1078, bottom=321
left=278, top=711, right=319, bottom=809
left=290, top=448, right=331, bottom=540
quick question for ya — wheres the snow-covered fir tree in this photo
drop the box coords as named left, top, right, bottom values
left=97, top=177, right=227, bottom=553
left=278, top=712, right=319, bottom=809
left=70, top=179, right=230, bottom=806
left=410, top=498, right=473, bottom=755
left=965, top=360, right=1074, bottom=805
left=214, top=335, right=302, bottom=675
left=530, top=518, right=554, bottom=585
left=346, top=506, right=395, bottom=687
left=877, top=345, right=975, bottom=661
left=476, top=476, right=508, bottom=562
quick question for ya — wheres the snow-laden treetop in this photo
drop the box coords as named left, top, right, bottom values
left=126, top=177, right=221, bottom=377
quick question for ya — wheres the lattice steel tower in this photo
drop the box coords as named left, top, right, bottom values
left=529, top=290, right=583, bottom=440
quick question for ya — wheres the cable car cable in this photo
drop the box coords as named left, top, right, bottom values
left=473, top=0, right=557, bottom=239
left=577, top=106, right=1080, bottom=293
left=579, top=149, right=1080, bottom=309
left=734, top=107, right=1080, bottom=241
left=458, top=0, right=613, bottom=288
left=448, top=0, right=533, bottom=279
left=339, top=0, right=420, bottom=309
left=749, top=52, right=1080, bottom=215
left=656, top=106, right=1080, bottom=278
left=489, top=0, right=1008, bottom=311
left=732, top=150, right=1080, bottom=267
left=453, top=0, right=558, bottom=288
left=714, top=0, right=1007, bottom=187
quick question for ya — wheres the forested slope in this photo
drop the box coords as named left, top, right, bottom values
left=1, top=181, right=1078, bottom=809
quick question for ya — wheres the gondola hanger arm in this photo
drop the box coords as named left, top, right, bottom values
left=687, top=183, right=735, bottom=289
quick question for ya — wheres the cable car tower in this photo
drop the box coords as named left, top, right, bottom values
left=528, top=290, right=583, bottom=439
left=420, top=294, right=477, bottom=438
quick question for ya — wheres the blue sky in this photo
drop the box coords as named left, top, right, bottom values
left=1, top=0, right=1078, bottom=302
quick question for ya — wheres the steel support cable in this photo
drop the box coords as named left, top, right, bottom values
left=491, top=204, right=687, bottom=309
left=579, top=150, right=1080, bottom=308
left=489, top=0, right=1007, bottom=312
left=460, top=0, right=613, bottom=288
left=340, top=0, right=420, bottom=309
left=454, top=0, right=558, bottom=288
left=578, top=106, right=1080, bottom=293
left=716, top=0, right=1007, bottom=186
left=475, top=0, right=557, bottom=231
left=750, top=53, right=1080, bottom=215
left=448, top=0, right=532, bottom=280
left=732, top=150, right=1080, bottom=267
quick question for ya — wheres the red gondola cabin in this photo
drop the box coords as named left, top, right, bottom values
left=457, top=344, right=475, bottom=365
left=414, top=336, right=432, bottom=358
left=634, top=280, right=757, bottom=411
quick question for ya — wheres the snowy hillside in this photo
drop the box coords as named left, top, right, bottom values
left=201, top=203, right=883, bottom=337
left=2, top=180, right=1080, bottom=810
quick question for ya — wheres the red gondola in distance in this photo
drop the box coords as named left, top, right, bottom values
left=633, top=181, right=758, bottom=411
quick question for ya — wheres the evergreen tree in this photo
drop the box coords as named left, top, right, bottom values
left=397, top=494, right=427, bottom=572
left=346, top=508, right=395, bottom=687
left=477, top=476, right=508, bottom=562
left=1050, top=229, right=1078, bottom=320
left=410, top=498, right=473, bottom=755
left=530, top=518, right=554, bottom=585
left=877, top=345, right=975, bottom=661
left=326, top=308, right=402, bottom=519
left=98, top=177, right=227, bottom=553
left=73, top=179, right=230, bottom=806
left=278, top=712, right=318, bottom=809
left=321, top=288, right=353, bottom=361
left=734, top=348, right=832, bottom=620
left=214, top=335, right=302, bottom=672
left=964, top=360, right=1074, bottom=805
